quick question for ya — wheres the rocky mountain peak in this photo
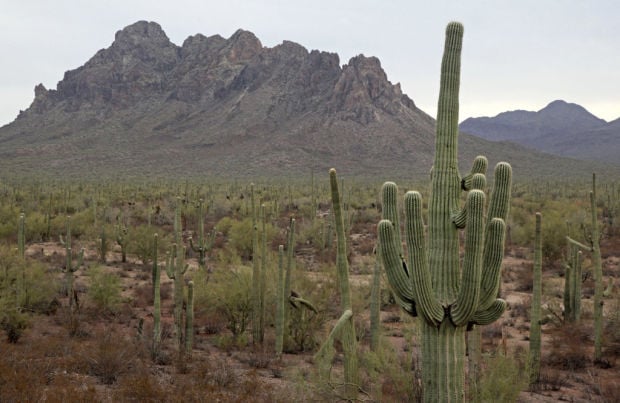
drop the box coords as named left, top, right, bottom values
left=112, top=20, right=171, bottom=49
left=224, top=29, right=263, bottom=63
left=329, top=54, right=415, bottom=123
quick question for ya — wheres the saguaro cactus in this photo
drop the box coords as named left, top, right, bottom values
left=378, top=22, right=512, bottom=402
left=185, top=280, right=194, bottom=358
left=60, top=216, right=85, bottom=309
left=590, top=174, right=603, bottom=362
left=188, top=198, right=216, bottom=270
left=566, top=173, right=603, bottom=360
left=152, top=233, right=162, bottom=358
left=17, top=213, right=25, bottom=259
left=369, top=241, right=382, bottom=352
left=275, top=244, right=285, bottom=357
left=563, top=241, right=582, bottom=323
left=165, top=243, right=189, bottom=351
left=529, top=213, right=542, bottom=384
left=315, top=169, right=358, bottom=400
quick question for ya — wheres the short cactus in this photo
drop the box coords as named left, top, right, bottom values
left=377, top=22, right=512, bottom=402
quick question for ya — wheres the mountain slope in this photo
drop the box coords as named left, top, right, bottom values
left=459, top=100, right=619, bottom=162
left=0, top=21, right=615, bottom=179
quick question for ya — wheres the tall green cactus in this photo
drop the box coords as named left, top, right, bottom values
left=275, top=244, right=285, bottom=357
left=283, top=217, right=296, bottom=350
left=188, top=198, right=216, bottom=270
left=185, top=280, right=194, bottom=358
left=377, top=22, right=512, bottom=402
left=590, top=174, right=603, bottom=362
left=60, top=216, right=84, bottom=309
left=529, top=212, right=542, bottom=384
left=152, top=233, right=162, bottom=358
left=563, top=242, right=582, bottom=323
left=369, top=240, right=382, bottom=352
left=18, top=213, right=25, bottom=259
left=250, top=184, right=263, bottom=345
left=566, top=173, right=603, bottom=360
left=115, top=217, right=128, bottom=263
left=165, top=243, right=189, bottom=351
left=315, top=169, right=358, bottom=400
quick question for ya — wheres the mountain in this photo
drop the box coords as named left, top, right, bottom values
left=0, top=21, right=615, bottom=180
left=459, top=100, right=620, bottom=163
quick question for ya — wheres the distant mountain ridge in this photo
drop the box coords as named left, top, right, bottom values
left=459, top=100, right=619, bottom=163
left=0, top=21, right=615, bottom=179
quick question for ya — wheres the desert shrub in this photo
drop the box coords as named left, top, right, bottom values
left=475, top=351, right=527, bottom=402
left=83, top=329, right=137, bottom=384
left=358, top=339, right=422, bottom=402
left=87, top=266, right=122, bottom=314
left=547, top=323, right=590, bottom=370
left=226, top=217, right=278, bottom=260
left=193, top=265, right=253, bottom=338
left=114, top=370, right=164, bottom=400
left=0, top=352, right=48, bottom=401
left=0, top=247, right=59, bottom=341
left=126, top=224, right=157, bottom=265
left=0, top=309, right=28, bottom=343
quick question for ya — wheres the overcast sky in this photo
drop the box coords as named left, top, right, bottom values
left=1, top=0, right=618, bottom=127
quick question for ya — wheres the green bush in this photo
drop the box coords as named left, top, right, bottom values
left=193, top=265, right=253, bottom=338
left=126, top=225, right=169, bottom=265
left=475, top=352, right=527, bottom=402
left=87, top=267, right=122, bottom=314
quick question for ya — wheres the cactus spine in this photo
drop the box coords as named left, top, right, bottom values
left=377, top=22, right=512, bottom=402
left=315, top=169, right=358, bottom=400
left=529, top=212, right=542, bottom=384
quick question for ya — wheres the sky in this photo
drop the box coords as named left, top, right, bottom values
left=1, top=0, right=618, bottom=127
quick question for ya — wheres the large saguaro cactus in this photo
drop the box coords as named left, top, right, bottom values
left=378, top=22, right=512, bottom=402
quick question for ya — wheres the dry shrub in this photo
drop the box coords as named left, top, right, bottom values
left=43, top=373, right=99, bottom=401
left=546, top=323, right=591, bottom=371
left=513, top=262, right=534, bottom=292
left=599, top=380, right=620, bottom=403
left=82, top=329, right=138, bottom=384
left=114, top=371, right=165, bottom=401
left=132, top=282, right=154, bottom=307
left=0, top=352, right=47, bottom=401
left=198, top=310, right=226, bottom=335
left=530, top=366, right=569, bottom=392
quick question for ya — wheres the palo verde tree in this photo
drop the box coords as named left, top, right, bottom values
left=377, top=22, right=512, bottom=402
